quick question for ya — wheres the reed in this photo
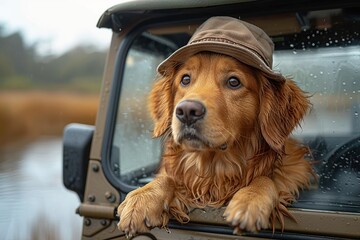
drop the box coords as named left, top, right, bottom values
left=0, top=90, right=99, bottom=145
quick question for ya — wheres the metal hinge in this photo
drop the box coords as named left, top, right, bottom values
left=76, top=203, right=117, bottom=219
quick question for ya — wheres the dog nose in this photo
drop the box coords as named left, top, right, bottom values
left=176, top=100, right=206, bottom=125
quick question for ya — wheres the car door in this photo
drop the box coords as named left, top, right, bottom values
left=64, top=1, right=360, bottom=239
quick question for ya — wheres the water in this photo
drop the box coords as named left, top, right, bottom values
left=0, top=138, right=82, bottom=240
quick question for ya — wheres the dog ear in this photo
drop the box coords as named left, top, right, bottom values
left=259, top=76, right=310, bottom=152
left=148, top=73, right=174, bottom=138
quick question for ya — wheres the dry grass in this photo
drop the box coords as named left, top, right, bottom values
left=0, top=90, right=99, bottom=145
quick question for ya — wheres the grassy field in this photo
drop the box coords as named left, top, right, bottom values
left=0, top=90, right=99, bottom=145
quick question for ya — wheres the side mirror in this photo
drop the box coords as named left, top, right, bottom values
left=63, top=123, right=94, bottom=201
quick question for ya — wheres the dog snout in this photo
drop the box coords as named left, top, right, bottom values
left=176, top=100, right=206, bottom=125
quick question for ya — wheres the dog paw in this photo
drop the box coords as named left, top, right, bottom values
left=117, top=188, right=170, bottom=237
left=223, top=188, right=274, bottom=233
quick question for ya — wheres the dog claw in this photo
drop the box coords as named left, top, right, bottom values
left=145, top=218, right=152, bottom=228
left=240, top=220, right=247, bottom=230
left=233, top=226, right=242, bottom=235
left=256, top=221, right=261, bottom=231
left=163, top=225, right=171, bottom=234
left=124, top=228, right=136, bottom=239
left=164, top=202, right=169, bottom=211
left=231, top=210, right=242, bottom=226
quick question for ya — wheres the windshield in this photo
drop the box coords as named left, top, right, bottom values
left=109, top=8, right=360, bottom=213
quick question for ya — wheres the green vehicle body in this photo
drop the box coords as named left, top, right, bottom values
left=63, top=0, right=360, bottom=239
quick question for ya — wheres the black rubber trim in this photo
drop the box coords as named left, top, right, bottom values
left=167, top=220, right=351, bottom=240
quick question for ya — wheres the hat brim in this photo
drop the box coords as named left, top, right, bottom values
left=157, top=41, right=286, bottom=82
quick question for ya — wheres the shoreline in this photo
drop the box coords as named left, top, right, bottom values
left=0, top=90, right=99, bottom=146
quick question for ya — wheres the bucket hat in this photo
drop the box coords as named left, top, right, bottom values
left=157, top=16, right=285, bottom=82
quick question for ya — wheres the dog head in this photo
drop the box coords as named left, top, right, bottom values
left=149, top=52, right=309, bottom=153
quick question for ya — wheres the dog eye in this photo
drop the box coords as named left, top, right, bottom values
left=227, top=77, right=242, bottom=89
left=180, top=75, right=191, bottom=86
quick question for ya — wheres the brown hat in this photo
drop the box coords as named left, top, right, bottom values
left=157, top=16, right=285, bottom=82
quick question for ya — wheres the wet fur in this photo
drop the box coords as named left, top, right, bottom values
left=118, top=53, right=315, bottom=236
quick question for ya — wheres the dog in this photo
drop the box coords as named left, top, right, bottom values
left=117, top=16, right=315, bottom=237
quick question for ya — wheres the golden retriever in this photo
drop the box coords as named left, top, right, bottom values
left=117, top=52, right=314, bottom=236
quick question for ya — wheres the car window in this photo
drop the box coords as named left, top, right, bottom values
left=110, top=9, right=360, bottom=212
left=274, top=45, right=360, bottom=212
left=110, top=34, right=175, bottom=185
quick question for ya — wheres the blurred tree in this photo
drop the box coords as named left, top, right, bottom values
left=37, top=46, right=106, bottom=91
left=0, top=27, right=36, bottom=78
left=0, top=26, right=107, bottom=93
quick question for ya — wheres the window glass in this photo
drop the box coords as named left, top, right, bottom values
left=111, top=34, right=175, bottom=185
left=277, top=46, right=359, bottom=136
left=273, top=26, right=360, bottom=211
left=110, top=9, right=360, bottom=212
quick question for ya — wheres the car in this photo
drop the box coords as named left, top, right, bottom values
left=63, top=0, right=360, bottom=239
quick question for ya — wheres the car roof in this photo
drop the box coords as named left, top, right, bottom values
left=102, top=0, right=248, bottom=12
left=97, top=0, right=254, bottom=30
left=97, top=0, right=360, bottom=32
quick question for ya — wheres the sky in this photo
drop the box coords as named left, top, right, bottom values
left=0, top=0, right=122, bottom=55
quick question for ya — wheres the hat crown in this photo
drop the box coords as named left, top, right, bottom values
left=157, top=16, right=285, bottom=82
left=189, top=16, right=274, bottom=68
